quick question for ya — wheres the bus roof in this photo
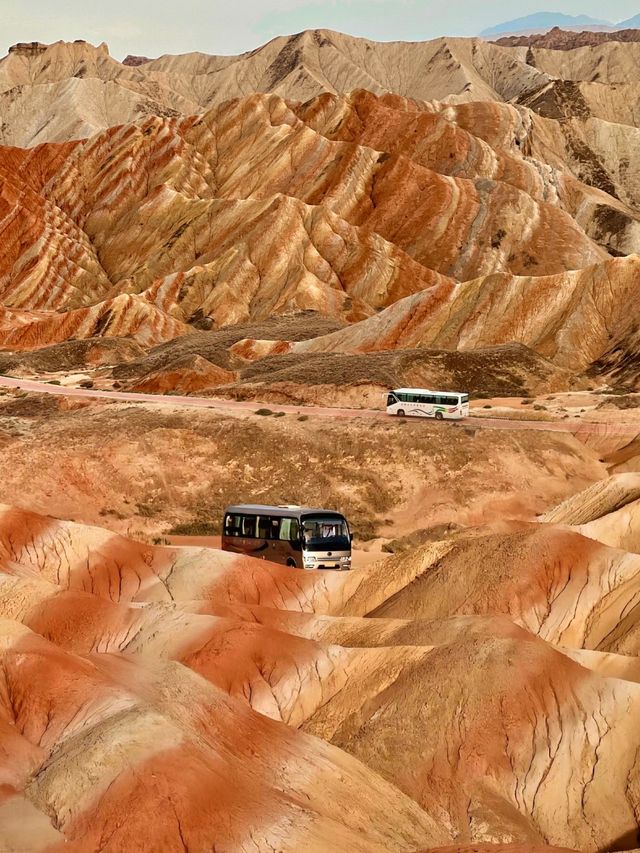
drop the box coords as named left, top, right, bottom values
left=391, top=387, right=467, bottom=396
left=224, top=504, right=346, bottom=519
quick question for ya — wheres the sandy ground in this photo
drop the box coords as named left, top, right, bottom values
left=0, top=385, right=607, bottom=547
left=2, top=375, right=640, bottom=438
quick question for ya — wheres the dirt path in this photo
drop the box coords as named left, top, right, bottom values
left=0, top=374, right=638, bottom=436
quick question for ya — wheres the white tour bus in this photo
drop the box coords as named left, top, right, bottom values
left=386, top=388, right=469, bottom=420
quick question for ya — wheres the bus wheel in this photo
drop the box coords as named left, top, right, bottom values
left=435, top=411, right=443, bottom=420
left=286, top=558, right=298, bottom=568
left=397, top=409, right=405, bottom=417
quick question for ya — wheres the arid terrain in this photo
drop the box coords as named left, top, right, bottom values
left=2, top=23, right=640, bottom=853
left=4, top=451, right=640, bottom=850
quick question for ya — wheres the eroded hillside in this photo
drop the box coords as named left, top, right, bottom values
left=2, top=475, right=640, bottom=850
left=2, top=26, right=640, bottom=852
left=1, top=83, right=639, bottom=390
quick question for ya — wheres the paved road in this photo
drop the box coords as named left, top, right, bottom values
left=0, top=374, right=638, bottom=436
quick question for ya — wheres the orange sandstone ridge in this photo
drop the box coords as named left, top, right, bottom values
left=1, top=499, right=640, bottom=849
left=3, top=30, right=640, bottom=853
left=1, top=86, right=638, bottom=378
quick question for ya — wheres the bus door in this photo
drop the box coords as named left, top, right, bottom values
left=256, top=514, right=302, bottom=565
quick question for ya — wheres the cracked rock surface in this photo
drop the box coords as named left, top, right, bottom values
left=1, top=496, right=640, bottom=850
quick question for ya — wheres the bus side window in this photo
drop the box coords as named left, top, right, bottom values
left=241, top=515, right=256, bottom=537
left=257, top=516, right=271, bottom=539
left=279, top=517, right=300, bottom=541
left=387, top=393, right=397, bottom=406
left=225, top=514, right=242, bottom=536
left=425, top=395, right=436, bottom=404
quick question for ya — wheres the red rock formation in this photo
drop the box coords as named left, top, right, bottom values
left=0, top=89, right=625, bottom=358
left=2, top=504, right=640, bottom=849
left=125, top=353, right=234, bottom=393
left=293, top=255, right=640, bottom=374
left=122, top=54, right=153, bottom=66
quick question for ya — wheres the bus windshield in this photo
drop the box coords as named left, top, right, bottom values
left=302, top=516, right=350, bottom=550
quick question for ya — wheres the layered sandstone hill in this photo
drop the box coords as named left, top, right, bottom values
left=4, top=31, right=640, bottom=147
left=1, top=36, right=640, bottom=404
left=2, top=502, right=640, bottom=850
left=1, top=34, right=640, bottom=385
left=291, top=255, right=640, bottom=372
left=0, top=34, right=550, bottom=146
left=2, top=83, right=639, bottom=379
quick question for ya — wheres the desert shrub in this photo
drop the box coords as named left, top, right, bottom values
left=137, top=503, right=160, bottom=517
left=533, top=404, right=547, bottom=411
left=255, top=408, right=273, bottom=416
left=491, top=228, right=507, bottom=249
left=99, top=508, right=126, bottom=519
left=167, top=520, right=219, bottom=536
left=274, top=411, right=286, bottom=417
left=603, top=386, right=635, bottom=395
left=48, top=380, right=61, bottom=385
left=297, top=415, right=309, bottom=421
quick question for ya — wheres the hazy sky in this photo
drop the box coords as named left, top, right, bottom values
left=4, top=0, right=640, bottom=59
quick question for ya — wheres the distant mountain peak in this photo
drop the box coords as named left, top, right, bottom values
left=481, top=12, right=612, bottom=37
left=617, top=14, right=640, bottom=27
